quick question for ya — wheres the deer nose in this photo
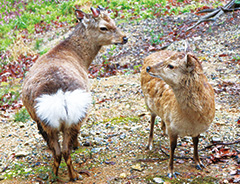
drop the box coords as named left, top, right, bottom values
left=122, top=36, right=128, bottom=44
left=146, top=66, right=151, bottom=72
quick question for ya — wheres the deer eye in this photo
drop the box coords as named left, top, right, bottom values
left=167, top=64, right=174, bottom=69
left=100, top=27, right=108, bottom=31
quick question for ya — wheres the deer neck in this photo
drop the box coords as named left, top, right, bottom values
left=63, top=24, right=102, bottom=69
left=172, top=74, right=206, bottom=112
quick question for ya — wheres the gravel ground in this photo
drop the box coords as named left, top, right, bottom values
left=0, top=11, right=240, bottom=183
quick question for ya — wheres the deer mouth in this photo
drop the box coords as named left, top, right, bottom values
left=114, top=36, right=128, bottom=45
left=146, top=66, right=164, bottom=80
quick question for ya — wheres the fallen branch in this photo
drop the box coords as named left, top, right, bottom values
left=187, top=0, right=240, bottom=31
left=200, top=139, right=240, bottom=151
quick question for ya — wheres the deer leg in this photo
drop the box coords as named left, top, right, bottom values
left=72, top=136, right=80, bottom=150
left=192, top=135, right=205, bottom=170
left=161, top=120, right=166, bottom=135
left=62, top=127, right=81, bottom=181
left=167, top=134, right=178, bottom=178
left=147, top=113, right=156, bottom=150
left=37, top=121, right=50, bottom=143
left=39, top=127, right=61, bottom=178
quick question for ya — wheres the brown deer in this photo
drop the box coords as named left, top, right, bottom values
left=22, top=6, right=127, bottom=181
left=141, top=42, right=215, bottom=178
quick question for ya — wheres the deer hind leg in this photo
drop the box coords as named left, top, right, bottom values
left=167, top=133, right=178, bottom=178
left=192, top=135, right=205, bottom=170
left=72, top=136, right=80, bottom=150
left=147, top=113, right=156, bottom=150
left=37, top=123, right=61, bottom=177
left=62, top=125, right=81, bottom=181
left=161, top=120, right=166, bottom=135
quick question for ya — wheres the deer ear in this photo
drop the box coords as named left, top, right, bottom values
left=184, top=40, right=192, bottom=53
left=91, top=7, right=100, bottom=17
left=75, top=10, right=85, bottom=20
left=186, top=54, right=195, bottom=72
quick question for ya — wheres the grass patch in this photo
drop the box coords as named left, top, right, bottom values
left=0, top=78, right=22, bottom=108
left=146, top=175, right=219, bottom=184
left=13, top=107, right=31, bottom=123
left=100, top=116, right=140, bottom=125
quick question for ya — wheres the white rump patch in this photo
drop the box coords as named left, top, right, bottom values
left=35, top=89, right=91, bottom=128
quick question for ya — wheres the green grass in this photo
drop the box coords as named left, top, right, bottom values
left=100, top=116, right=140, bottom=125
left=0, top=0, right=225, bottom=53
left=13, top=107, right=31, bottom=122
left=0, top=0, right=76, bottom=52
left=0, top=79, right=22, bottom=108
left=146, top=175, right=219, bottom=184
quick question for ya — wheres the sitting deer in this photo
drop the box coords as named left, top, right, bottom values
left=141, top=42, right=215, bottom=178
left=22, top=6, right=127, bottom=181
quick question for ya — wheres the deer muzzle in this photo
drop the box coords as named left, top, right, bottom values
left=122, top=36, right=128, bottom=44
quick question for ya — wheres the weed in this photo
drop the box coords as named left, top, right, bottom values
left=13, top=107, right=30, bottom=122
left=146, top=175, right=219, bottom=183
left=101, top=116, right=140, bottom=125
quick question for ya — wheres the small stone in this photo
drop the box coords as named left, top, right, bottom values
left=119, top=173, right=127, bottom=178
left=153, top=177, right=164, bottom=183
left=163, top=182, right=171, bottom=184
left=212, top=137, right=221, bottom=143
left=131, top=163, right=143, bottom=171
left=91, top=148, right=101, bottom=153
left=15, top=151, right=29, bottom=157
left=119, top=133, right=126, bottom=140
left=38, top=173, right=49, bottom=180
left=19, top=122, right=25, bottom=128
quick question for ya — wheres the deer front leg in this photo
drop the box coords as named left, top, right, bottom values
left=147, top=113, right=156, bottom=150
left=192, top=135, right=205, bottom=170
left=167, top=134, right=178, bottom=178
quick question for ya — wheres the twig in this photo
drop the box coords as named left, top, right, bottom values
left=159, top=144, right=193, bottom=160
left=1, top=153, right=15, bottom=173
left=200, top=139, right=240, bottom=151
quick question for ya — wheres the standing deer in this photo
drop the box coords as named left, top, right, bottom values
left=22, top=6, right=127, bottom=181
left=141, top=42, right=215, bottom=178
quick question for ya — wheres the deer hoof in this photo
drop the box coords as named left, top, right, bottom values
left=196, top=162, right=205, bottom=170
left=146, top=144, right=152, bottom=150
left=167, top=172, right=177, bottom=179
left=70, top=172, right=83, bottom=181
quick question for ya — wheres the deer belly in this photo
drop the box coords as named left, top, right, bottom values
left=170, top=119, right=210, bottom=137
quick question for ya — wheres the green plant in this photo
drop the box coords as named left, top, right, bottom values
left=14, top=107, right=30, bottom=122
left=150, top=30, right=164, bottom=45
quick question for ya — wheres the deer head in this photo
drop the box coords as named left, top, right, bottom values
left=146, top=42, right=203, bottom=87
left=75, top=6, right=128, bottom=46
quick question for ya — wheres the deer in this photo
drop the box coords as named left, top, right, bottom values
left=22, top=6, right=127, bottom=181
left=141, top=42, right=215, bottom=178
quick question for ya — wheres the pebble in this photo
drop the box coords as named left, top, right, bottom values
left=119, top=173, right=127, bottom=178
left=153, top=177, right=165, bottom=183
left=131, top=163, right=143, bottom=171
left=15, top=151, right=30, bottom=157
left=212, top=136, right=221, bottom=143
left=119, top=133, right=126, bottom=140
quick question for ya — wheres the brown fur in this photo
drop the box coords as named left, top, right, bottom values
left=22, top=8, right=127, bottom=181
left=141, top=49, right=215, bottom=177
